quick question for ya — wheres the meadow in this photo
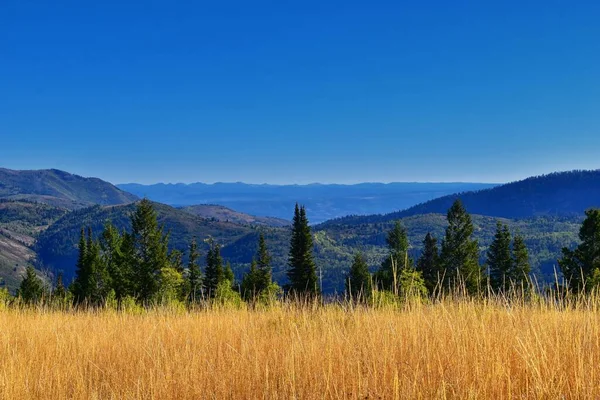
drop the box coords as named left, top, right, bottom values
left=1, top=298, right=599, bottom=399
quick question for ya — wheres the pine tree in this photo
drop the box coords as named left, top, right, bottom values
left=439, top=200, right=483, bottom=295
left=17, top=266, right=45, bottom=305
left=187, top=237, right=202, bottom=302
left=256, top=232, right=272, bottom=290
left=130, top=199, right=170, bottom=304
left=346, top=252, right=372, bottom=301
left=511, top=234, right=531, bottom=289
left=204, top=239, right=224, bottom=297
left=559, top=209, right=600, bottom=292
left=100, top=223, right=130, bottom=300
left=240, top=260, right=261, bottom=301
left=287, top=204, right=319, bottom=296
left=54, top=272, right=67, bottom=300
left=85, top=228, right=111, bottom=305
left=487, top=221, right=513, bottom=292
left=375, top=221, right=412, bottom=293
left=71, top=228, right=89, bottom=302
left=224, top=262, right=235, bottom=285
left=417, top=232, right=441, bottom=294
left=241, top=233, right=275, bottom=302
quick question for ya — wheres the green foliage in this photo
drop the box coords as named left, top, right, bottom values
left=0, top=287, right=12, bottom=309
left=487, top=221, right=513, bottom=292
left=398, top=267, right=428, bottom=299
left=559, top=209, right=600, bottom=293
left=511, top=234, right=531, bottom=288
left=186, top=237, right=203, bottom=303
left=213, top=280, right=244, bottom=308
left=205, top=239, right=225, bottom=297
left=440, top=200, right=483, bottom=294
left=17, top=266, right=46, bottom=305
left=374, top=221, right=413, bottom=293
left=130, top=199, right=171, bottom=304
left=346, top=252, right=372, bottom=302
left=417, top=232, right=440, bottom=294
left=240, top=233, right=275, bottom=302
left=156, top=267, right=184, bottom=305
left=287, top=204, right=319, bottom=296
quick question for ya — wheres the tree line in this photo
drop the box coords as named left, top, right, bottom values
left=11, top=199, right=600, bottom=307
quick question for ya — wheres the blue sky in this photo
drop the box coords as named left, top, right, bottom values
left=1, top=1, right=599, bottom=184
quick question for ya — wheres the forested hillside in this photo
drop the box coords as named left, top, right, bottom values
left=0, top=168, right=138, bottom=209
left=330, top=170, right=600, bottom=224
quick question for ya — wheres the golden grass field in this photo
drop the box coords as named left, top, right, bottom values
left=1, top=299, right=599, bottom=399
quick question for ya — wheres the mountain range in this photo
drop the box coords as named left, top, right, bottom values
left=1, top=167, right=599, bottom=293
left=118, top=181, right=497, bottom=224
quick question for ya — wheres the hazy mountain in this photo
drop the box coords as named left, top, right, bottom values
left=0, top=168, right=138, bottom=209
left=181, top=204, right=291, bottom=227
left=117, top=182, right=497, bottom=224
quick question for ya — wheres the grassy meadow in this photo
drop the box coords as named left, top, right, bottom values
left=1, top=298, right=599, bottom=399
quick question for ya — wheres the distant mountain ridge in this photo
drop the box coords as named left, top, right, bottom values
left=0, top=168, right=138, bottom=209
left=323, top=170, right=600, bottom=226
left=118, top=181, right=497, bottom=224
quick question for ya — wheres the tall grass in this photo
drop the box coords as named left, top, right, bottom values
left=1, top=296, right=599, bottom=399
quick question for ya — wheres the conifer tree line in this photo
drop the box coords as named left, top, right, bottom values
left=14, top=197, right=600, bottom=306
left=41, top=199, right=281, bottom=307
left=346, top=199, right=533, bottom=301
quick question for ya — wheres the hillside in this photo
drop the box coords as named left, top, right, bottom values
left=327, top=170, right=600, bottom=225
left=0, top=168, right=138, bottom=209
left=180, top=204, right=290, bottom=227
left=118, top=182, right=496, bottom=223
left=34, top=201, right=287, bottom=284
left=0, top=200, right=68, bottom=289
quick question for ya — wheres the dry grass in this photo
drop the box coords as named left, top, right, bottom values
left=1, top=300, right=599, bottom=399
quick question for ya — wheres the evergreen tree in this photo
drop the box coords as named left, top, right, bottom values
left=17, top=266, right=45, bottom=305
left=287, top=204, right=319, bottom=296
left=187, top=237, right=203, bottom=302
left=417, top=232, right=441, bottom=294
left=71, top=228, right=89, bottom=302
left=241, top=233, right=276, bottom=302
left=100, top=223, right=130, bottom=300
left=487, top=221, right=513, bottom=292
left=130, top=199, right=170, bottom=304
left=439, top=200, right=483, bottom=295
left=375, top=221, right=412, bottom=293
left=224, top=262, right=235, bottom=284
left=204, top=239, right=224, bottom=296
left=346, top=252, right=372, bottom=301
left=256, top=232, right=272, bottom=290
left=85, top=228, right=111, bottom=305
left=559, top=209, right=600, bottom=292
left=240, top=260, right=261, bottom=301
left=54, top=272, right=67, bottom=300
left=511, top=234, right=531, bottom=289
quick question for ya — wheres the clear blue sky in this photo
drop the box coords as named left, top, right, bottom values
left=2, top=1, right=599, bottom=184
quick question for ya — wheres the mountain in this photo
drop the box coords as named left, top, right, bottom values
left=0, top=168, right=138, bottom=209
left=0, top=200, right=68, bottom=289
left=117, top=182, right=496, bottom=224
left=327, top=170, right=600, bottom=225
left=180, top=204, right=291, bottom=227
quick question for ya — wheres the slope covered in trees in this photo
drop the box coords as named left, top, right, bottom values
left=0, top=168, right=138, bottom=209
left=328, top=170, right=600, bottom=224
